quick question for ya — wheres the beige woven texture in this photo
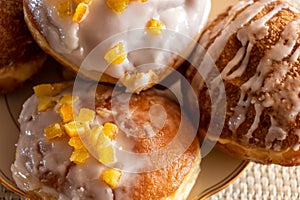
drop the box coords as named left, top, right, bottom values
left=209, top=162, right=300, bottom=200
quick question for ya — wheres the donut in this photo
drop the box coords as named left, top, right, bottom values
left=23, top=0, right=210, bottom=92
left=185, top=0, right=300, bottom=166
left=11, top=82, right=200, bottom=199
left=0, top=0, right=46, bottom=93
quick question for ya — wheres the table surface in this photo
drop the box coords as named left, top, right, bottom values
left=1, top=162, right=300, bottom=200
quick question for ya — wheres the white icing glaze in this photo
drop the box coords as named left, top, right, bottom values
left=196, top=0, right=300, bottom=150
left=27, top=0, right=210, bottom=80
left=12, top=87, right=114, bottom=199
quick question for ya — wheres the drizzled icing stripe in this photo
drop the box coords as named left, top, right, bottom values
left=194, top=0, right=277, bottom=94
left=197, top=0, right=300, bottom=150
left=235, top=16, right=300, bottom=146
left=200, top=0, right=254, bottom=49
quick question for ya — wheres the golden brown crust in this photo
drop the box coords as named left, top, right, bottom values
left=186, top=0, right=300, bottom=166
left=125, top=140, right=199, bottom=200
left=94, top=86, right=200, bottom=199
left=0, top=0, right=46, bottom=93
left=116, top=90, right=199, bottom=200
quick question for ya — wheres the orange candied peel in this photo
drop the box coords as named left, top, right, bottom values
left=60, top=94, right=79, bottom=105
left=73, top=2, right=89, bottom=23
left=106, top=0, right=129, bottom=14
left=75, top=108, right=96, bottom=124
left=146, top=18, right=165, bottom=35
left=37, top=97, right=56, bottom=112
left=44, top=123, right=65, bottom=140
left=102, top=123, right=118, bottom=140
left=101, top=169, right=122, bottom=188
left=70, top=147, right=90, bottom=164
left=104, top=42, right=127, bottom=65
left=33, top=83, right=69, bottom=97
left=106, top=0, right=148, bottom=14
left=97, top=144, right=115, bottom=165
left=68, top=137, right=84, bottom=149
left=64, top=121, right=87, bottom=137
left=60, top=104, right=75, bottom=123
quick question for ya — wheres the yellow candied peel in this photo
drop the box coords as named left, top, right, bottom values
left=44, top=123, right=65, bottom=140
left=37, top=97, right=56, bottom=112
left=60, top=104, right=75, bottom=123
left=106, top=0, right=148, bottom=14
left=64, top=121, right=87, bottom=137
left=104, top=42, right=127, bottom=65
left=73, top=2, right=89, bottom=23
left=102, top=123, right=118, bottom=140
left=60, top=94, right=79, bottom=105
left=33, top=84, right=54, bottom=97
left=75, top=108, right=96, bottom=124
left=146, top=18, right=165, bottom=35
left=106, top=0, right=129, bottom=14
left=97, top=144, right=115, bottom=165
left=68, top=137, right=85, bottom=149
left=101, top=169, right=122, bottom=188
left=70, top=148, right=90, bottom=164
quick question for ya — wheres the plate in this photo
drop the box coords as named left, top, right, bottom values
left=0, top=0, right=249, bottom=199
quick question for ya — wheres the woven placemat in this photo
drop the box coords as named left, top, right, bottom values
left=208, top=162, right=300, bottom=200
left=0, top=185, right=23, bottom=200
left=1, top=162, right=300, bottom=199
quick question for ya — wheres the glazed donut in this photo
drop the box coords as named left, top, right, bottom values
left=11, top=82, right=200, bottom=199
left=185, top=0, right=300, bottom=166
left=23, top=0, right=210, bottom=92
left=0, top=0, right=46, bottom=93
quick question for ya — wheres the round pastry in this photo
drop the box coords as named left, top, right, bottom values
left=11, top=82, right=200, bottom=199
left=0, top=0, right=46, bottom=93
left=23, top=0, right=210, bottom=92
left=185, top=0, right=300, bottom=166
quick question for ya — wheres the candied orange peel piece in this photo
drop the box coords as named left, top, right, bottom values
left=44, top=123, right=65, bottom=140
left=60, top=104, right=75, bottom=123
left=104, top=42, right=127, bottom=65
left=97, top=145, right=115, bottom=165
left=60, top=94, right=79, bottom=105
left=70, top=148, right=90, bottom=164
left=73, top=2, right=89, bottom=23
left=106, top=0, right=129, bottom=14
left=146, top=18, right=165, bottom=35
left=64, top=121, right=87, bottom=137
left=33, top=84, right=54, bottom=97
left=37, top=97, right=56, bottom=112
left=68, top=137, right=84, bottom=149
left=102, top=123, right=118, bottom=140
left=75, top=108, right=95, bottom=124
left=106, top=0, right=147, bottom=14
left=101, top=169, right=122, bottom=188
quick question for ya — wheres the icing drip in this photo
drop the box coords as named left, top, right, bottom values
left=195, top=0, right=276, bottom=94
left=198, top=0, right=300, bottom=150
left=293, top=129, right=300, bottom=151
